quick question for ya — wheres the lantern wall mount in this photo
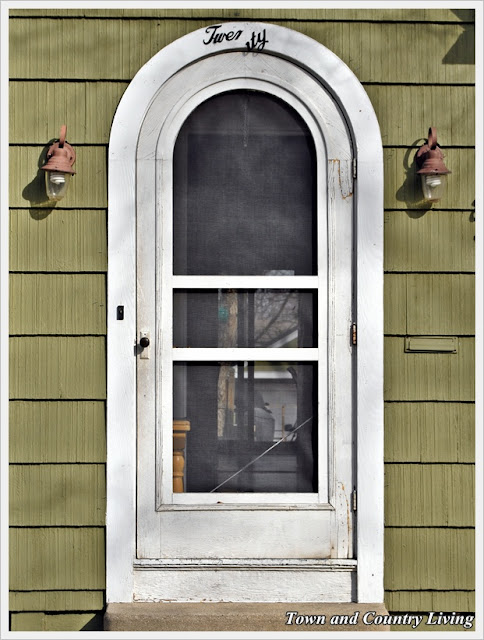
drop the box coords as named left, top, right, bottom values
left=41, top=125, right=76, bottom=201
left=416, top=127, right=451, bottom=203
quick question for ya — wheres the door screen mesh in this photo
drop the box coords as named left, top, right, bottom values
left=173, top=90, right=317, bottom=275
left=172, top=90, right=318, bottom=493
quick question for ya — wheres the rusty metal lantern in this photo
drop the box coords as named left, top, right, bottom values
left=416, top=127, right=451, bottom=203
left=41, top=125, right=76, bottom=201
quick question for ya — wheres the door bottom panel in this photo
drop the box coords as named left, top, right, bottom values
left=133, top=564, right=356, bottom=602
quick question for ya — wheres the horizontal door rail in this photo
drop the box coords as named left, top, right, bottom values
left=171, top=348, right=319, bottom=361
left=171, top=276, right=319, bottom=289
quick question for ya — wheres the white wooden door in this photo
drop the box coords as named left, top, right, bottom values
left=135, top=52, right=355, bottom=601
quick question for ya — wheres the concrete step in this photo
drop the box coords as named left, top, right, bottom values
left=104, top=602, right=391, bottom=631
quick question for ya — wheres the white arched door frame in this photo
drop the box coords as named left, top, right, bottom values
left=107, top=22, right=383, bottom=604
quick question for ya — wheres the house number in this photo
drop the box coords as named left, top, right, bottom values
left=202, top=25, right=268, bottom=52
left=245, top=29, right=268, bottom=52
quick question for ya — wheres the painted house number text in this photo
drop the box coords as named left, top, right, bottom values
left=203, top=25, right=268, bottom=52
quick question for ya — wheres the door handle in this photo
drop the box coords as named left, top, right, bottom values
left=139, top=331, right=150, bottom=359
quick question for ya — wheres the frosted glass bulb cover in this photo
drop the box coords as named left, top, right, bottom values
left=45, top=171, right=70, bottom=201
left=421, top=173, right=446, bottom=203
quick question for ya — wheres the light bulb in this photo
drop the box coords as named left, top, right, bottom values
left=425, top=175, right=441, bottom=188
left=50, top=171, right=66, bottom=185
left=421, top=173, right=446, bottom=203
left=45, top=170, right=71, bottom=201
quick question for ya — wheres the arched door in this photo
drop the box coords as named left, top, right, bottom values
left=136, top=51, right=353, bottom=602
left=108, top=23, right=383, bottom=604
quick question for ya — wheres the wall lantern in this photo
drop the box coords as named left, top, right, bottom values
left=416, top=127, right=451, bottom=203
left=41, top=125, right=76, bottom=201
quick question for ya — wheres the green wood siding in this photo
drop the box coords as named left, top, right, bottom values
left=8, top=8, right=476, bottom=21
left=384, top=528, right=474, bottom=590
left=384, top=337, right=474, bottom=401
left=385, top=591, right=475, bottom=613
left=10, top=18, right=474, bottom=83
left=9, top=274, right=106, bottom=334
left=385, top=274, right=475, bottom=335
left=10, top=82, right=128, bottom=145
left=10, top=528, right=105, bottom=590
left=9, top=336, right=106, bottom=399
left=9, top=401, right=106, bottom=463
left=384, top=403, right=474, bottom=463
left=9, top=209, right=107, bottom=272
left=9, top=590, right=104, bottom=612
left=10, top=465, right=106, bottom=526
left=385, top=464, right=474, bottom=526
left=366, top=85, right=475, bottom=147
left=384, top=211, right=475, bottom=273
left=11, top=613, right=103, bottom=632
left=9, top=7, right=474, bottom=630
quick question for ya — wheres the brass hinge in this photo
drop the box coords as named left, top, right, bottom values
left=353, top=158, right=357, bottom=179
left=352, top=489, right=357, bottom=512
left=351, top=323, right=357, bottom=346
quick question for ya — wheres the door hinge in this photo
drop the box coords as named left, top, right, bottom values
left=352, top=489, right=357, bottom=512
left=351, top=323, right=357, bottom=346
left=352, top=158, right=357, bottom=179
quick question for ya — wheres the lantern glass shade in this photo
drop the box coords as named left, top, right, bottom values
left=45, top=170, right=71, bottom=201
left=420, top=173, right=447, bottom=203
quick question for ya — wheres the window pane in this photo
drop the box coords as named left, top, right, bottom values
left=175, top=362, right=317, bottom=493
left=173, top=90, right=317, bottom=275
left=173, top=289, right=317, bottom=348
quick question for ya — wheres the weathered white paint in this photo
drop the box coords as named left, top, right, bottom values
left=133, top=568, right=355, bottom=603
left=172, top=275, right=318, bottom=289
left=108, top=22, right=383, bottom=604
left=168, top=493, right=322, bottom=506
left=136, top=52, right=353, bottom=572
left=134, top=558, right=356, bottom=568
left=172, top=348, right=319, bottom=361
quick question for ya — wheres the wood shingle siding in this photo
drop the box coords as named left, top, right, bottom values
left=384, top=274, right=475, bottom=335
left=384, top=211, right=475, bottom=273
left=384, top=337, right=474, bottom=401
left=384, top=403, right=475, bottom=463
left=9, top=590, right=105, bottom=612
left=384, top=464, right=474, bottom=526
left=10, top=613, right=103, bottom=632
left=10, top=82, right=129, bottom=144
left=7, top=8, right=477, bottom=21
left=365, top=85, right=475, bottom=147
left=10, top=83, right=475, bottom=147
left=385, top=590, right=475, bottom=613
left=9, top=209, right=107, bottom=272
left=9, top=527, right=105, bottom=590
left=384, top=528, right=475, bottom=590
left=9, top=336, right=106, bottom=399
left=9, top=274, right=106, bottom=334
left=9, top=7, right=474, bottom=630
left=9, top=401, right=106, bottom=463
left=10, top=18, right=474, bottom=83
left=9, top=464, right=106, bottom=526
